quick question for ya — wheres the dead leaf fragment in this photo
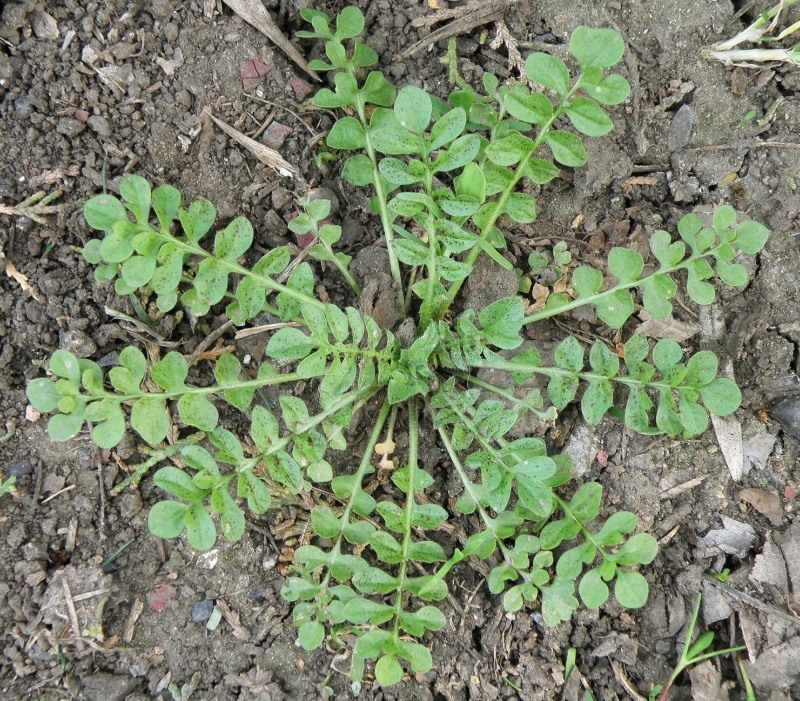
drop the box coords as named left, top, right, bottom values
left=743, top=637, right=800, bottom=691
left=711, top=413, right=744, bottom=481
left=156, top=48, right=184, bottom=76
left=32, top=10, right=59, bottom=40
left=635, top=310, right=700, bottom=342
left=749, top=541, right=788, bottom=591
left=221, top=0, right=318, bottom=81
left=204, top=107, right=298, bottom=179
left=697, top=516, right=757, bottom=558
left=739, top=488, right=783, bottom=526
left=215, top=599, right=251, bottom=640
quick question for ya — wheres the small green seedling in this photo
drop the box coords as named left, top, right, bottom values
left=651, top=593, right=746, bottom=701
left=0, top=475, right=16, bottom=498
left=27, top=7, right=769, bottom=687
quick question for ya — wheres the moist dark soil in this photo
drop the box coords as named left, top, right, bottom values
left=2, top=1, right=800, bottom=700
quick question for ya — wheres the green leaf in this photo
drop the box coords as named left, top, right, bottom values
left=84, top=193, right=126, bottom=230
left=503, top=85, right=553, bottom=125
left=699, top=377, right=741, bottom=416
left=47, top=401, right=84, bottom=436
left=150, top=352, right=187, bottom=392
left=119, top=174, right=152, bottom=223
left=579, top=568, right=610, bottom=609
left=50, top=349, right=81, bottom=383
left=734, top=220, right=769, bottom=254
left=342, top=154, right=375, bottom=186
left=361, top=71, right=396, bottom=107
left=485, top=131, right=534, bottom=167
left=569, top=27, right=625, bottom=68
left=335, top=5, right=364, bottom=39
left=148, top=500, right=188, bottom=539
left=554, top=336, right=584, bottom=372
left=214, top=217, right=253, bottom=261
left=375, top=654, right=403, bottom=686
left=503, top=193, right=536, bottom=223
left=327, top=116, right=366, bottom=150
left=595, top=289, right=634, bottom=328
left=184, top=501, right=217, bottom=551
left=455, top=163, right=486, bottom=203
left=154, top=466, right=204, bottom=500
left=523, top=158, right=560, bottom=184
left=151, top=184, right=181, bottom=230
left=298, top=620, right=325, bottom=651
left=131, top=397, right=169, bottom=445
left=616, top=533, right=658, bottom=566
left=546, top=131, right=586, bottom=167
left=608, top=247, right=644, bottom=283
left=541, top=577, right=579, bottom=626
left=267, top=327, right=314, bottom=360
left=581, top=379, right=613, bottom=425
left=614, top=570, right=649, bottom=608
left=429, top=107, right=467, bottom=150
left=311, top=505, right=340, bottom=538
left=177, top=394, right=219, bottom=431
left=394, top=85, right=431, bottom=133
left=90, top=402, right=126, bottom=449
left=238, top=471, right=272, bottom=514
left=581, top=73, right=630, bottom=105
left=479, top=296, right=523, bottom=350
left=369, top=108, right=418, bottom=155
left=566, top=96, right=613, bottom=136
left=433, top=133, right=480, bottom=172
left=27, top=378, right=61, bottom=412
left=525, top=52, right=570, bottom=96
left=684, top=350, right=717, bottom=386
left=180, top=199, right=216, bottom=243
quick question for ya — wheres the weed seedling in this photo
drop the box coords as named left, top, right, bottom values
left=651, top=593, right=746, bottom=701
left=27, top=7, right=769, bottom=687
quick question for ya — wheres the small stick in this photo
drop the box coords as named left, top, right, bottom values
left=185, top=319, right=234, bottom=367
left=399, top=0, right=517, bottom=59
left=60, top=575, right=85, bottom=651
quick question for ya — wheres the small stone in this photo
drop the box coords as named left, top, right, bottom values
left=7, top=460, right=33, bottom=478
left=59, top=329, right=97, bottom=358
left=56, top=117, right=85, bottom=138
left=271, top=186, right=292, bottom=211
left=667, top=104, right=694, bottom=152
left=87, top=115, right=111, bottom=138
left=191, top=599, right=214, bottom=623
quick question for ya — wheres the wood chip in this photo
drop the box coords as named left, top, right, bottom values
left=124, top=599, right=144, bottom=643
left=660, top=475, right=708, bottom=500
left=221, top=0, right=319, bottom=81
left=204, top=107, right=299, bottom=179
left=400, top=0, right=517, bottom=59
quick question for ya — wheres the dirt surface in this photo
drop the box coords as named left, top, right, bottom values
left=2, top=1, right=800, bottom=699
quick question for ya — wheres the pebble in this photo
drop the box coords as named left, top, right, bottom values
left=771, top=395, right=800, bottom=439
left=271, top=186, right=292, bottom=211
left=7, top=460, right=33, bottom=478
left=56, top=117, right=85, bottom=138
left=667, top=104, right=694, bottom=152
left=87, top=115, right=111, bottom=137
left=191, top=599, right=214, bottom=623
left=59, top=329, right=97, bottom=358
